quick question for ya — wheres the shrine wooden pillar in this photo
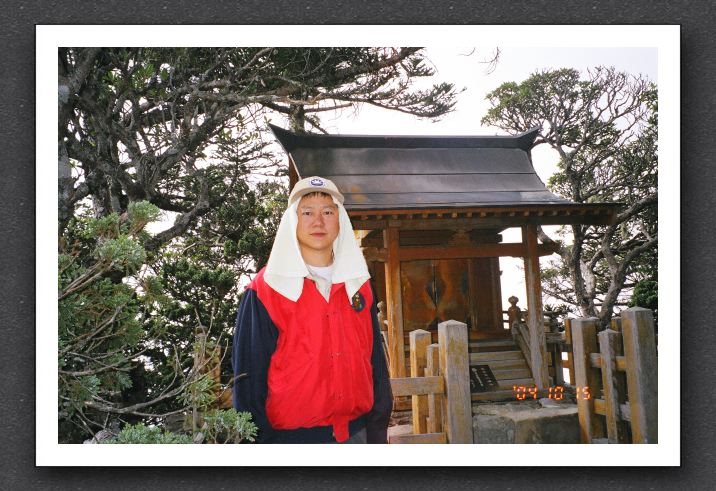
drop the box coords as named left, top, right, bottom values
left=522, top=224, right=550, bottom=388
left=383, top=228, right=406, bottom=378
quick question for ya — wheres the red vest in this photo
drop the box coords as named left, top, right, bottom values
left=249, top=268, right=375, bottom=442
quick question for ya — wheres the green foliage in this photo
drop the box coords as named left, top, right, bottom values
left=105, top=422, right=193, bottom=444
left=58, top=202, right=171, bottom=443
left=127, top=201, right=163, bottom=232
left=83, top=213, right=121, bottom=240
left=104, top=410, right=257, bottom=444
left=483, top=67, right=657, bottom=326
left=629, top=266, right=658, bottom=325
left=630, top=279, right=658, bottom=310
left=201, top=409, right=258, bottom=444
left=179, top=374, right=219, bottom=410
left=60, top=47, right=459, bottom=237
left=93, top=235, right=146, bottom=272
left=143, top=179, right=288, bottom=390
left=543, top=303, right=574, bottom=330
left=58, top=47, right=459, bottom=443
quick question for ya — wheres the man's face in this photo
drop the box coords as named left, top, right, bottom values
left=296, top=193, right=340, bottom=258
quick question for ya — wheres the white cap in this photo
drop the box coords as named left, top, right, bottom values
left=288, top=176, right=344, bottom=206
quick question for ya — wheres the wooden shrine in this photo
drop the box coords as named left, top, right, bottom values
left=270, top=124, right=618, bottom=390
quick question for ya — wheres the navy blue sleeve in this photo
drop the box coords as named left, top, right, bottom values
left=232, top=288, right=279, bottom=443
left=366, top=290, right=394, bottom=443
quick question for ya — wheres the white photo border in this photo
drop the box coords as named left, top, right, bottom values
left=37, top=24, right=679, bottom=466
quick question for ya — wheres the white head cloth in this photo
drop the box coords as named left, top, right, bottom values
left=263, top=196, right=370, bottom=302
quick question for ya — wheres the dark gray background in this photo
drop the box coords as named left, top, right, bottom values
left=2, top=1, right=712, bottom=489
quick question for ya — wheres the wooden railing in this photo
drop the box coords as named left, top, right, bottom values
left=389, top=320, right=473, bottom=444
left=570, top=307, right=658, bottom=444
left=507, top=295, right=565, bottom=386
left=512, top=321, right=533, bottom=373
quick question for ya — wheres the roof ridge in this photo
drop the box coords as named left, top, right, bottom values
left=268, top=124, right=540, bottom=152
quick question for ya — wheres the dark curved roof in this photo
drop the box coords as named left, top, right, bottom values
left=268, top=124, right=577, bottom=212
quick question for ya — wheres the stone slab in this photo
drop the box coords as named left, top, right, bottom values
left=472, top=400, right=580, bottom=444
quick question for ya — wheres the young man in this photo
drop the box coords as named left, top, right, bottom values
left=232, top=176, right=393, bottom=443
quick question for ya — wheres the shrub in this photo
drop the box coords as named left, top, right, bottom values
left=104, top=422, right=193, bottom=444
left=200, top=409, right=258, bottom=444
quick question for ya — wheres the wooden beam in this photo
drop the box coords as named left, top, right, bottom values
left=396, top=242, right=557, bottom=261
left=389, top=376, right=444, bottom=397
left=348, top=204, right=617, bottom=219
left=350, top=213, right=616, bottom=231
left=589, top=352, right=628, bottom=372
left=490, top=256, right=504, bottom=331
left=467, top=259, right=479, bottom=332
left=353, top=217, right=509, bottom=230
left=384, top=228, right=406, bottom=378
left=522, top=224, right=549, bottom=389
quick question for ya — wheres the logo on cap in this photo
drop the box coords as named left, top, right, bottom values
left=310, top=178, right=325, bottom=187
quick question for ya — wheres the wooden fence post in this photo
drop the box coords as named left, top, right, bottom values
left=621, top=307, right=658, bottom=443
left=425, top=343, right=443, bottom=434
left=571, top=317, right=606, bottom=443
left=598, top=328, right=630, bottom=443
left=438, top=320, right=473, bottom=444
left=410, top=329, right=431, bottom=434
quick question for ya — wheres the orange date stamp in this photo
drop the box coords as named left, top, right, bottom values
left=512, top=385, right=591, bottom=401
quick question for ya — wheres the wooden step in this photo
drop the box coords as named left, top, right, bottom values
left=476, top=358, right=528, bottom=370
left=470, top=350, right=524, bottom=362
left=470, top=379, right=537, bottom=402
left=468, top=330, right=513, bottom=342
left=493, top=368, right=532, bottom=380
left=469, top=339, right=517, bottom=350
left=471, top=389, right=521, bottom=402
left=497, top=378, right=534, bottom=390
left=402, top=332, right=515, bottom=345
left=401, top=362, right=526, bottom=379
